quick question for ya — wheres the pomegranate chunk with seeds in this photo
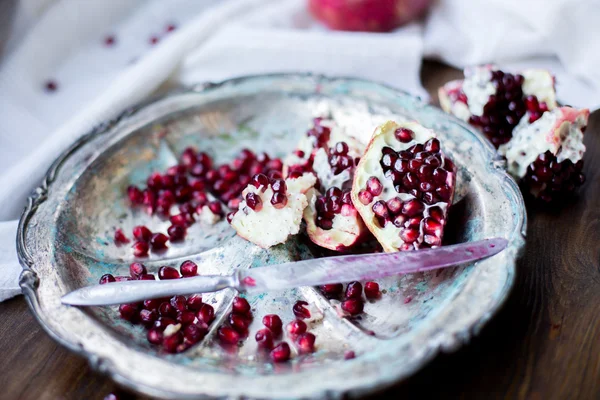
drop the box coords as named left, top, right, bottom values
left=351, top=121, right=456, bottom=252
left=499, top=106, right=589, bottom=202
left=439, top=66, right=557, bottom=147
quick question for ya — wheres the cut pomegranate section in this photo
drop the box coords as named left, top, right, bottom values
left=351, top=121, right=456, bottom=251
left=229, top=173, right=315, bottom=248
left=439, top=66, right=557, bottom=147
left=499, top=107, right=589, bottom=201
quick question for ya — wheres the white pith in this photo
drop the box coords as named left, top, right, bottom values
left=312, top=148, right=352, bottom=190
left=230, top=180, right=308, bottom=249
left=303, top=188, right=364, bottom=251
left=462, top=66, right=495, bottom=116
left=198, top=205, right=220, bottom=225
left=499, top=107, right=589, bottom=178
left=352, top=121, right=454, bottom=252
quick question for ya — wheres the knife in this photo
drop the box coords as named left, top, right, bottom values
left=61, top=237, right=507, bottom=306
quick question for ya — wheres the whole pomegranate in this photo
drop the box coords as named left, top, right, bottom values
left=308, top=0, right=432, bottom=32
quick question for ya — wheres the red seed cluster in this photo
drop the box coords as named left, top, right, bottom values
left=286, top=118, right=332, bottom=178
left=524, top=150, right=585, bottom=202
left=524, top=95, right=550, bottom=123
left=103, top=260, right=215, bottom=353
left=467, top=70, right=530, bottom=147
left=314, top=187, right=353, bottom=230
left=245, top=173, right=288, bottom=212
left=307, top=117, right=332, bottom=149
left=328, top=141, right=356, bottom=175
left=217, top=296, right=253, bottom=346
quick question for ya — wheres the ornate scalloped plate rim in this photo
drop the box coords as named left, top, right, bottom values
left=16, top=73, right=527, bottom=400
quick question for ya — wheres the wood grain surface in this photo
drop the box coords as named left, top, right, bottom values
left=0, top=61, right=598, bottom=400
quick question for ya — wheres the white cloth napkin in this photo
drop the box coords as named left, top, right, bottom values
left=0, top=0, right=598, bottom=302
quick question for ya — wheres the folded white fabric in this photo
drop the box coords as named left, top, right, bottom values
left=0, top=0, right=598, bottom=302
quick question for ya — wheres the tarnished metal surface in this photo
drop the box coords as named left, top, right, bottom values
left=17, top=74, right=526, bottom=399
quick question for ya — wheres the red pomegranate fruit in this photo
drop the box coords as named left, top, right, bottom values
left=351, top=121, right=456, bottom=251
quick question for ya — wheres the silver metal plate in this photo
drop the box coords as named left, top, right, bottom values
left=17, top=74, right=526, bottom=399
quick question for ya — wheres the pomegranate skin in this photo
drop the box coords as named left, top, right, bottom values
left=308, top=0, right=431, bottom=32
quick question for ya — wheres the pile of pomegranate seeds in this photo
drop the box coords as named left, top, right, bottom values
left=217, top=297, right=253, bottom=346
left=313, top=187, right=353, bottom=230
left=247, top=173, right=289, bottom=210
left=524, top=151, right=585, bottom=202
left=101, top=260, right=217, bottom=353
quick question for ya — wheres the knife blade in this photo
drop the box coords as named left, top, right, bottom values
left=61, top=237, right=507, bottom=306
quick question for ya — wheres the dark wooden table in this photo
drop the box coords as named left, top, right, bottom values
left=1, top=62, right=598, bottom=400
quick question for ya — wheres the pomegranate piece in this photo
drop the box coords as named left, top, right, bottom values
left=292, top=301, right=311, bottom=320
left=180, top=260, right=198, bottom=277
left=129, top=262, right=147, bottom=278
left=499, top=107, right=588, bottom=201
left=167, top=224, right=186, bottom=241
left=255, top=328, right=274, bottom=350
left=99, top=274, right=115, bottom=284
left=158, top=266, right=181, bottom=280
left=262, top=314, right=283, bottom=336
left=439, top=66, right=558, bottom=147
left=351, top=121, right=456, bottom=252
left=232, top=297, right=251, bottom=315
left=230, top=173, right=314, bottom=249
left=163, top=331, right=183, bottom=353
left=296, top=332, right=316, bottom=354
left=218, top=326, right=241, bottom=345
left=320, top=283, right=343, bottom=298
left=345, top=281, right=363, bottom=299
left=286, top=319, right=307, bottom=336
left=364, top=281, right=381, bottom=299
left=119, top=303, right=139, bottom=321
left=229, top=313, right=251, bottom=334
left=197, top=303, right=215, bottom=324
left=270, top=342, right=291, bottom=363
left=150, top=233, right=169, bottom=250
left=186, top=294, right=203, bottom=311
left=147, top=328, right=164, bottom=345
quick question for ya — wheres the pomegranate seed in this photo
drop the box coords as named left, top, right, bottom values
left=250, top=173, right=269, bottom=189
left=344, top=350, right=356, bottom=360
left=424, top=138, right=440, bottom=152
left=139, top=309, right=157, bottom=327
left=133, top=225, right=152, bottom=242
left=44, top=80, right=58, bottom=92
left=255, top=328, right=274, bottom=350
left=366, top=177, right=383, bottom=196
left=167, top=225, right=186, bottom=241
left=99, top=274, right=116, bottom=284
left=345, top=282, right=363, bottom=299
left=158, top=266, right=180, bottom=280
left=147, top=328, right=164, bottom=345
left=158, top=302, right=177, bottom=318
left=183, top=323, right=206, bottom=345
left=170, top=295, right=187, bottom=312
left=394, top=128, right=414, bottom=143
left=402, top=199, right=424, bottom=217
left=103, top=35, right=116, bottom=46
left=129, top=262, right=147, bottom=278
left=400, top=228, right=419, bottom=243
left=132, top=241, right=149, bottom=257
left=186, top=294, right=203, bottom=311
left=262, top=314, right=283, bottom=335
left=139, top=274, right=156, bottom=280
left=271, top=192, right=288, bottom=209
left=296, top=332, right=316, bottom=354
left=119, top=303, right=139, bottom=321
left=114, top=276, right=130, bottom=282
left=218, top=326, right=241, bottom=345
left=127, top=185, right=144, bottom=204
left=320, top=283, right=343, bottom=297
left=143, top=298, right=162, bottom=310
left=229, top=313, right=250, bottom=334
left=293, top=300, right=311, bottom=319
left=372, top=200, right=389, bottom=220
left=178, top=310, right=196, bottom=326
left=341, top=298, right=364, bottom=315
left=270, top=342, right=291, bottom=363
left=197, top=303, right=215, bottom=324
left=163, top=331, right=183, bottom=353
left=149, top=36, right=160, bottom=45
left=208, top=201, right=223, bottom=216
left=154, top=317, right=176, bottom=330
left=232, top=297, right=251, bottom=314
left=358, top=189, right=373, bottom=205
left=287, top=319, right=307, bottom=336
left=364, top=282, right=381, bottom=299
left=226, top=212, right=235, bottom=224
left=246, top=192, right=263, bottom=211
left=150, top=233, right=169, bottom=250
left=179, top=260, right=198, bottom=277
left=270, top=179, right=287, bottom=193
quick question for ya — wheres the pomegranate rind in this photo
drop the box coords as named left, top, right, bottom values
left=351, top=120, right=456, bottom=252
left=230, top=180, right=309, bottom=249
left=304, top=188, right=366, bottom=251
left=499, top=107, right=589, bottom=179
